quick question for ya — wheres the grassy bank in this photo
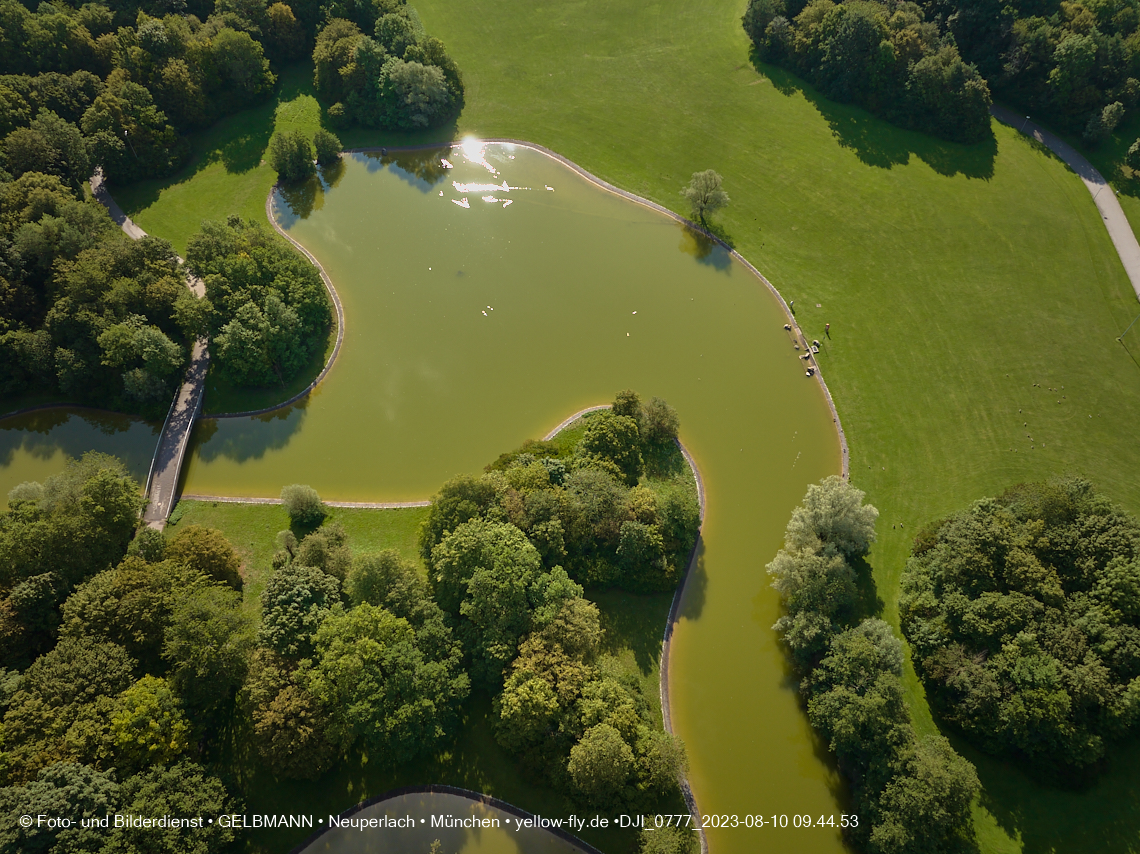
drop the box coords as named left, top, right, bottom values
left=165, top=500, right=428, bottom=610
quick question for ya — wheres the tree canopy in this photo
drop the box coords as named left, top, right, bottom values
left=0, top=180, right=195, bottom=412
left=421, top=391, right=700, bottom=596
left=0, top=453, right=142, bottom=667
left=901, top=478, right=1140, bottom=773
left=185, top=216, right=331, bottom=388
left=770, top=476, right=979, bottom=852
left=312, top=5, right=463, bottom=130
left=743, top=0, right=992, bottom=143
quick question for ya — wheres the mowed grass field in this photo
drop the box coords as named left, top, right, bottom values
left=116, top=0, right=1140, bottom=850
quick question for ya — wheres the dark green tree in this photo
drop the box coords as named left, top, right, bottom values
left=162, top=584, right=254, bottom=719
left=0, top=762, right=119, bottom=854
left=258, top=563, right=341, bottom=658
left=268, top=129, right=315, bottom=183
left=313, top=128, right=341, bottom=166
left=305, top=603, right=468, bottom=761
left=575, top=410, right=643, bottom=487
left=166, top=525, right=243, bottom=590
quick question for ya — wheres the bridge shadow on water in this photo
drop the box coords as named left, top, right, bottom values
left=751, top=58, right=998, bottom=180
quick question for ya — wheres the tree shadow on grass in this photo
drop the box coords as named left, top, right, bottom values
left=753, top=58, right=997, bottom=180
left=590, top=587, right=675, bottom=675
left=946, top=729, right=1140, bottom=854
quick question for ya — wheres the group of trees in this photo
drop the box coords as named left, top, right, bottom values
left=185, top=215, right=331, bottom=387
left=743, top=0, right=993, bottom=143
left=0, top=173, right=196, bottom=411
left=1, top=195, right=334, bottom=408
left=768, top=476, right=980, bottom=854
left=426, top=389, right=699, bottom=597
left=924, top=0, right=1140, bottom=142
left=243, top=528, right=469, bottom=777
left=745, top=0, right=1140, bottom=146
left=0, top=0, right=464, bottom=190
left=312, top=0, right=463, bottom=130
left=269, top=127, right=342, bottom=183
left=0, top=455, right=249, bottom=853
left=0, top=0, right=288, bottom=186
left=493, top=588, right=691, bottom=815
left=901, top=477, right=1140, bottom=774
left=0, top=406, right=697, bottom=853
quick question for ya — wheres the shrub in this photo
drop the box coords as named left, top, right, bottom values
left=313, top=128, right=341, bottom=166
left=280, top=484, right=326, bottom=525
left=268, top=130, right=314, bottom=183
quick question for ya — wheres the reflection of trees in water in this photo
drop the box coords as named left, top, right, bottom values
left=193, top=401, right=308, bottom=464
left=678, top=225, right=732, bottom=271
left=361, top=147, right=452, bottom=191
left=0, top=407, right=156, bottom=472
left=277, top=174, right=321, bottom=221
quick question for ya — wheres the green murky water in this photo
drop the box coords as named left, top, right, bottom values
left=0, top=408, right=158, bottom=506
left=297, top=792, right=582, bottom=854
left=0, top=144, right=847, bottom=854
left=185, top=144, right=844, bottom=854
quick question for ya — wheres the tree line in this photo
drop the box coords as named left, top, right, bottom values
left=743, top=0, right=993, bottom=143
left=0, top=0, right=462, bottom=195
left=744, top=0, right=1140, bottom=146
left=0, top=173, right=194, bottom=414
left=925, top=0, right=1140, bottom=143
left=901, top=477, right=1140, bottom=777
left=0, top=201, right=332, bottom=412
left=767, top=476, right=980, bottom=854
left=0, top=454, right=245, bottom=853
left=0, top=388, right=700, bottom=854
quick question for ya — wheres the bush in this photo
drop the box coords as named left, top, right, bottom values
left=166, top=525, right=243, bottom=590
left=280, top=484, right=326, bottom=525
left=313, top=128, right=341, bottom=166
left=268, top=129, right=315, bottom=183
left=1128, top=138, right=1140, bottom=169
left=1084, top=102, right=1126, bottom=145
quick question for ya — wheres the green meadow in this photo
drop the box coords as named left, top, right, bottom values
left=116, top=0, right=1140, bottom=849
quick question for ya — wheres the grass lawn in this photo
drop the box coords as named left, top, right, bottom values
left=113, top=2, right=1140, bottom=850
left=164, top=500, right=428, bottom=610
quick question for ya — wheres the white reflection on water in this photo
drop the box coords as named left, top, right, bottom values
left=446, top=141, right=543, bottom=211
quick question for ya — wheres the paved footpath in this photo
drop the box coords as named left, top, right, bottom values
left=91, top=169, right=210, bottom=529
left=992, top=105, right=1140, bottom=302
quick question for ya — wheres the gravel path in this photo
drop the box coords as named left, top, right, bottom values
left=992, top=105, right=1140, bottom=301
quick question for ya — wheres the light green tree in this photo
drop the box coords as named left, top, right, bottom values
left=679, top=170, right=729, bottom=225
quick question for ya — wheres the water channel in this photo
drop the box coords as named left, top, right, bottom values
left=0, top=408, right=158, bottom=504
left=0, top=143, right=845, bottom=854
